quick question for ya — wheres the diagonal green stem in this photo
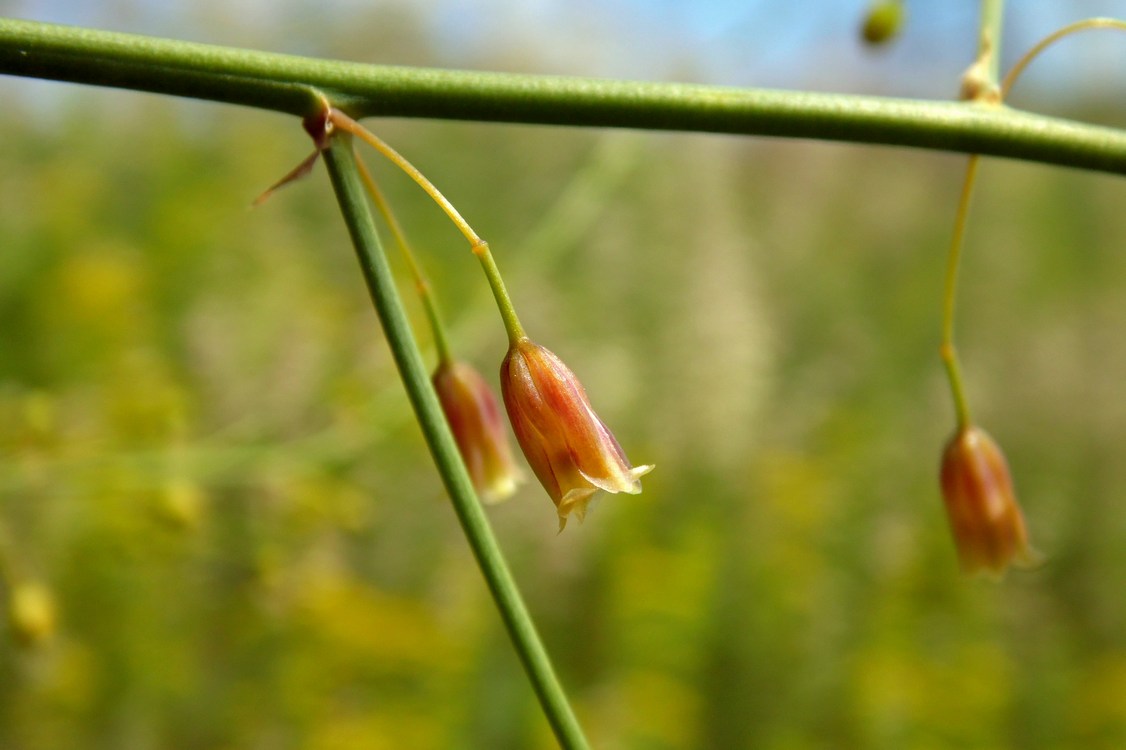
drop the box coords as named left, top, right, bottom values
left=4, top=18, right=1126, bottom=175
left=320, top=135, right=590, bottom=750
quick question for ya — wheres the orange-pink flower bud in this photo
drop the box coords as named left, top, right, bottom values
left=500, top=338, right=653, bottom=530
left=433, top=360, right=523, bottom=503
left=939, top=425, right=1037, bottom=576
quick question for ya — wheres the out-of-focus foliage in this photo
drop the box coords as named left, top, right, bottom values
left=4, top=12, right=1126, bottom=750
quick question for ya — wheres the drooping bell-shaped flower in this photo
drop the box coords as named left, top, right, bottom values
left=501, top=337, right=653, bottom=530
left=939, top=425, right=1038, bottom=576
left=433, top=359, right=523, bottom=503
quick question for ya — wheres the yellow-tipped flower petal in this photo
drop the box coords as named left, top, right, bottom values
left=500, top=338, right=653, bottom=530
left=939, top=426, right=1038, bottom=577
left=433, top=359, right=523, bottom=503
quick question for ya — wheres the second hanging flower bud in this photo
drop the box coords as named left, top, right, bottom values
left=501, top=337, right=653, bottom=531
left=433, top=359, right=523, bottom=504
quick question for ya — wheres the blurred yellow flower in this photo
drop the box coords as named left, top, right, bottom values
left=8, top=581, right=57, bottom=647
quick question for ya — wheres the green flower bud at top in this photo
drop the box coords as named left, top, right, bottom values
left=501, top=338, right=653, bottom=531
left=8, top=581, right=57, bottom=647
left=433, top=359, right=523, bottom=504
left=939, top=426, right=1038, bottom=577
left=861, top=1, right=904, bottom=46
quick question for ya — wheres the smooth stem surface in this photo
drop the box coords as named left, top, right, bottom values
left=1001, top=18, right=1126, bottom=100
left=354, top=151, right=454, bottom=364
left=321, top=136, right=589, bottom=750
left=474, top=242, right=527, bottom=344
left=337, top=110, right=526, bottom=343
left=939, top=1, right=1001, bottom=428
left=979, top=0, right=1005, bottom=87
left=331, top=109, right=482, bottom=246
left=6, top=18, right=1126, bottom=175
left=941, top=155, right=981, bottom=430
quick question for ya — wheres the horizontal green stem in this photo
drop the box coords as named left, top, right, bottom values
left=321, top=136, right=589, bottom=750
left=3, top=17, right=1126, bottom=175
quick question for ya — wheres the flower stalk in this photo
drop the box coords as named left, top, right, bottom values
left=1001, top=18, right=1126, bottom=100
left=353, top=151, right=454, bottom=364
left=940, top=154, right=980, bottom=430
left=325, top=110, right=529, bottom=344
left=473, top=241, right=527, bottom=344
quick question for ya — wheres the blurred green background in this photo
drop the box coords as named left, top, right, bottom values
left=3, top=2, right=1126, bottom=748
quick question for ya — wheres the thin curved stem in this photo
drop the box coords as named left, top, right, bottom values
left=331, top=110, right=527, bottom=342
left=330, top=109, right=481, bottom=247
left=941, top=155, right=981, bottom=430
left=321, top=135, right=588, bottom=750
left=353, top=150, right=454, bottom=364
left=1002, top=18, right=1126, bottom=99
left=4, top=18, right=1126, bottom=175
left=473, top=242, right=527, bottom=344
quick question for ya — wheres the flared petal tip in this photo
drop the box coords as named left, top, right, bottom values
left=556, top=487, right=598, bottom=533
left=628, top=464, right=655, bottom=491
left=580, top=462, right=655, bottom=496
left=962, top=545, right=1045, bottom=579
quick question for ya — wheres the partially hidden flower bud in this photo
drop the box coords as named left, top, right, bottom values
left=433, top=359, right=523, bottom=504
left=939, top=425, right=1038, bottom=577
left=500, top=338, right=653, bottom=531
left=8, top=581, right=57, bottom=647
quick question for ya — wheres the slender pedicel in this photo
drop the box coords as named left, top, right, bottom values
left=353, top=151, right=454, bottom=364
left=939, top=155, right=980, bottom=430
left=1001, top=18, right=1126, bottom=99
